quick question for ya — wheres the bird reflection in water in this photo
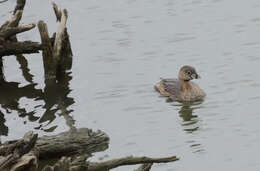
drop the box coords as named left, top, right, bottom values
left=179, top=103, right=199, bottom=133
left=167, top=97, right=202, bottom=133
left=176, top=100, right=205, bottom=153
left=0, top=54, right=75, bottom=137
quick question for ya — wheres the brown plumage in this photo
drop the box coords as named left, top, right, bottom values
left=155, top=65, right=206, bottom=102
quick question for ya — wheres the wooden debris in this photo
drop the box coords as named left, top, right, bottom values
left=0, top=131, right=38, bottom=171
left=0, top=4, right=41, bottom=57
left=42, top=155, right=178, bottom=171
left=0, top=1, right=179, bottom=171
left=36, top=128, right=109, bottom=159
left=0, top=0, right=72, bottom=80
left=0, top=41, right=42, bottom=56
left=0, top=129, right=179, bottom=171
left=52, top=2, right=73, bottom=71
left=135, top=163, right=153, bottom=171
left=13, top=0, right=26, bottom=15
left=87, top=155, right=179, bottom=171
left=37, top=21, right=56, bottom=78
left=0, top=128, right=109, bottom=160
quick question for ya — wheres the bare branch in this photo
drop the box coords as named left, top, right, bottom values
left=135, top=163, right=153, bottom=171
left=0, top=132, right=37, bottom=170
left=0, top=23, right=35, bottom=39
left=53, top=9, right=68, bottom=64
left=37, top=20, right=56, bottom=78
left=13, top=0, right=26, bottom=15
left=0, top=41, right=42, bottom=56
left=52, top=2, right=62, bottom=22
left=88, top=155, right=179, bottom=171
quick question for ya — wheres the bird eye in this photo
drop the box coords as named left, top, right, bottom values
left=187, top=71, right=191, bottom=75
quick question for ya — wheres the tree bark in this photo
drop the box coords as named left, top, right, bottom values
left=87, top=156, right=179, bottom=171
left=13, top=0, right=26, bottom=15
left=0, top=10, right=23, bottom=30
left=134, top=163, right=153, bottom=171
left=0, top=131, right=38, bottom=171
left=37, top=21, right=56, bottom=78
left=0, top=128, right=109, bottom=160
left=42, top=155, right=178, bottom=171
left=0, top=23, right=35, bottom=39
left=0, top=41, right=42, bottom=56
left=52, top=4, right=73, bottom=71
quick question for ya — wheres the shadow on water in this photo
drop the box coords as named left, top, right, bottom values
left=167, top=98, right=203, bottom=132
left=0, top=55, right=75, bottom=137
left=178, top=103, right=199, bottom=133
left=168, top=99, right=203, bottom=133
left=169, top=99, right=205, bottom=153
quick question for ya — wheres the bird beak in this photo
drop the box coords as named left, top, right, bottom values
left=191, top=73, right=201, bottom=79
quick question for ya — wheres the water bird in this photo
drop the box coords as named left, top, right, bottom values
left=155, top=65, right=206, bottom=102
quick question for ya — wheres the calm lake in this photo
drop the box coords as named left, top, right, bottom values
left=1, top=0, right=260, bottom=170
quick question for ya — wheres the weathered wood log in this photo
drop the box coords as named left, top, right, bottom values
left=10, top=150, right=39, bottom=171
left=13, top=0, right=26, bottom=15
left=134, top=163, right=153, bottom=171
left=37, top=21, right=56, bottom=78
left=0, top=0, right=39, bottom=57
left=42, top=156, right=88, bottom=171
left=59, top=27, right=73, bottom=71
left=36, top=128, right=109, bottom=160
left=0, top=10, right=22, bottom=30
left=0, top=128, right=109, bottom=160
left=0, top=23, right=35, bottom=39
left=52, top=4, right=73, bottom=71
left=37, top=3, right=73, bottom=79
left=87, top=156, right=179, bottom=171
left=53, top=9, right=68, bottom=61
left=0, top=131, right=38, bottom=171
left=0, top=41, right=42, bottom=56
left=0, top=0, right=72, bottom=81
left=42, top=155, right=178, bottom=171
left=52, top=2, right=62, bottom=22
left=0, top=129, right=178, bottom=171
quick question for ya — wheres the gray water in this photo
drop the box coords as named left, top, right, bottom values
left=1, top=0, right=260, bottom=170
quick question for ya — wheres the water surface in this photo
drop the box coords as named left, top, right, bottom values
left=1, top=0, right=260, bottom=170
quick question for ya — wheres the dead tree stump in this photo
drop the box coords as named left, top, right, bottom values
left=38, top=3, right=73, bottom=80
left=0, top=0, right=72, bottom=81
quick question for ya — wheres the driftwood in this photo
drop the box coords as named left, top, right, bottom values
left=0, top=128, right=109, bottom=160
left=13, top=0, right=26, bottom=15
left=0, top=0, right=72, bottom=80
left=135, top=163, right=153, bottom=171
left=0, top=128, right=110, bottom=171
left=0, top=41, right=42, bottom=56
left=36, top=128, right=109, bottom=159
left=42, top=155, right=178, bottom=171
left=0, top=23, right=35, bottom=39
left=37, top=21, right=56, bottom=78
left=0, top=1, right=179, bottom=171
left=51, top=2, right=73, bottom=71
left=37, top=2, right=72, bottom=79
left=87, top=155, right=179, bottom=171
left=0, top=131, right=38, bottom=171
left=0, top=129, right=179, bottom=171
left=0, top=0, right=42, bottom=57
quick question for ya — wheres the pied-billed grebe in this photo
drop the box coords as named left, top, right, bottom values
left=155, top=65, right=206, bottom=102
